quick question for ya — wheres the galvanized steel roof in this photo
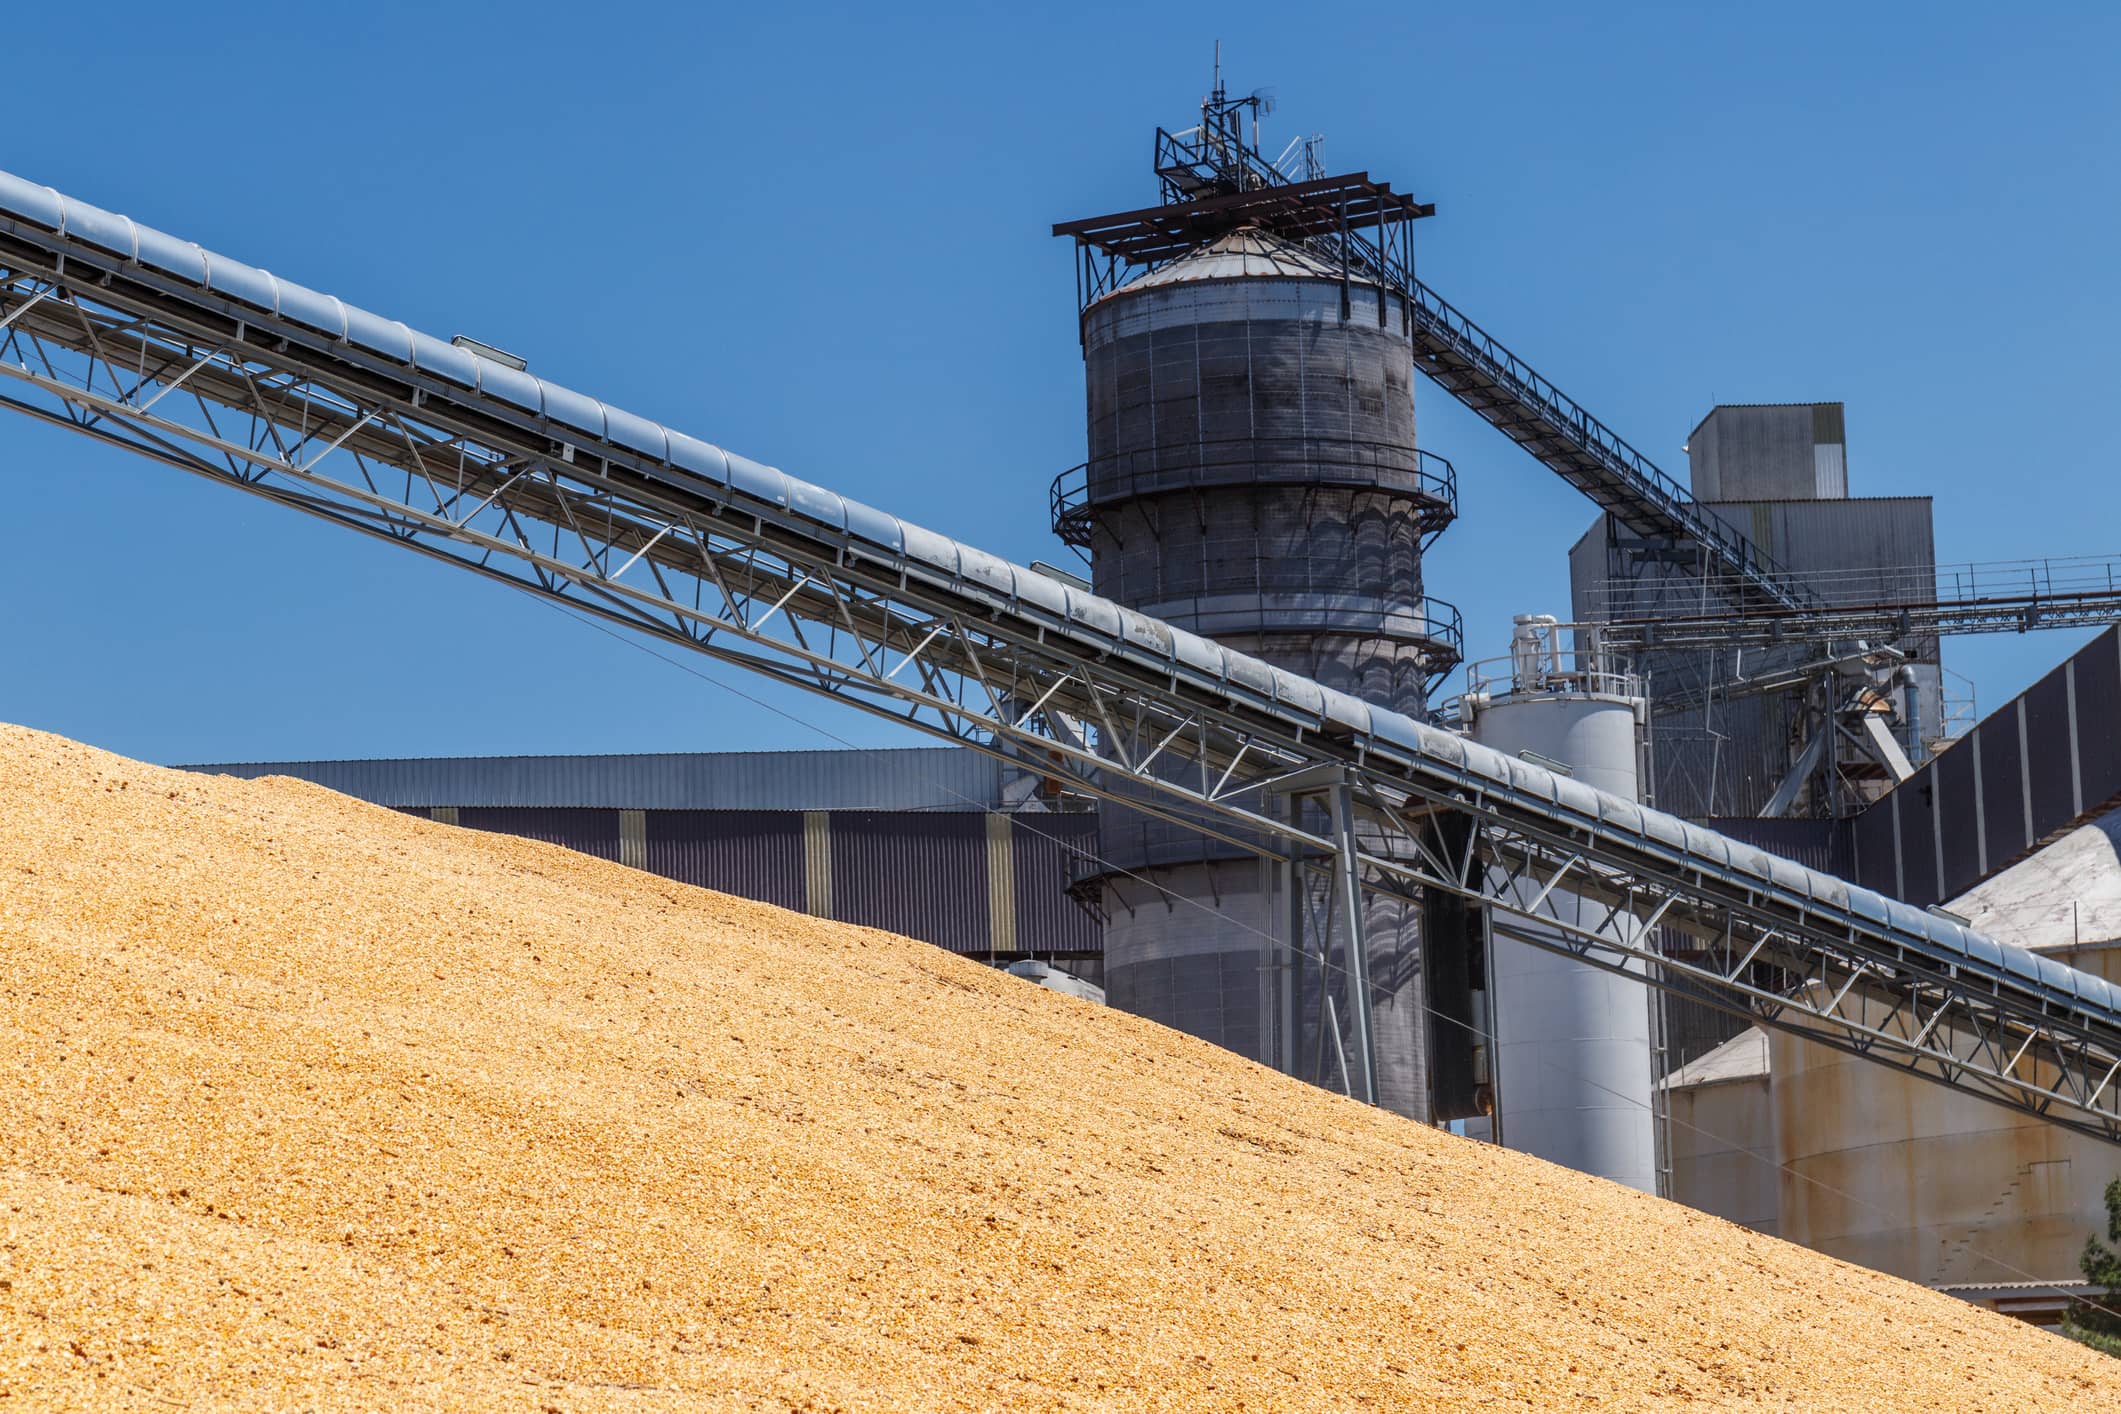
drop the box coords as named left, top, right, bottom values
left=1120, top=228, right=1360, bottom=292
left=178, top=746, right=1004, bottom=812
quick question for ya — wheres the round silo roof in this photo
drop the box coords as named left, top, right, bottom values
left=1111, top=227, right=1368, bottom=294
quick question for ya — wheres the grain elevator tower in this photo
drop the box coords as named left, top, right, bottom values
left=1052, top=73, right=1460, bottom=1118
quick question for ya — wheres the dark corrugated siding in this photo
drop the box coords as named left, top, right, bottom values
left=1694, top=816, right=1853, bottom=878
left=1978, top=706, right=2028, bottom=869
left=1937, top=738, right=1981, bottom=892
left=1851, top=794, right=1898, bottom=899
left=455, top=807, right=621, bottom=862
left=1011, top=813, right=1101, bottom=957
left=829, top=811, right=991, bottom=954
left=316, top=796, right=1106, bottom=961
left=646, top=810, right=806, bottom=913
left=2076, top=639, right=2121, bottom=814
left=2024, top=666, right=2076, bottom=844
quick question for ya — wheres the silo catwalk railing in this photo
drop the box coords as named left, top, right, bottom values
left=1588, top=549, right=2121, bottom=649
left=4, top=169, right=2121, bottom=1139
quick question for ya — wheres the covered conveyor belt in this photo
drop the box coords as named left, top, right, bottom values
left=1399, top=277, right=1814, bottom=616
left=3, top=169, right=2121, bottom=1140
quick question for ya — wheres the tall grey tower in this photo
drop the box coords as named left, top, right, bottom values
left=1053, top=80, right=1459, bottom=1118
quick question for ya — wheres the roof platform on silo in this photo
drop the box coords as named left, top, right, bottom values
left=1052, top=171, right=1433, bottom=266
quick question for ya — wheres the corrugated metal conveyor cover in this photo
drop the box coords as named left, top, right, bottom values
left=1764, top=854, right=1811, bottom=898
left=1013, top=567, right=1070, bottom=618
left=954, top=544, right=1020, bottom=601
left=1677, top=821, right=1730, bottom=870
left=1798, top=864, right=1850, bottom=911
left=0, top=172, right=62, bottom=228
left=666, top=432, right=732, bottom=488
left=1457, top=737, right=1516, bottom=789
left=897, top=521, right=962, bottom=584
left=725, top=454, right=789, bottom=509
left=476, top=358, right=546, bottom=417
left=208, top=256, right=286, bottom=324
left=1500, top=755, right=1552, bottom=803
left=786, top=479, right=850, bottom=535
left=842, top=500, right=905, bottom=557
left=605, top=405, right=671, bottom=462
left=538, top=383, right=607, bottom=441
left=1222, top=654, right=1277, bottom=702
left=1367, top=710, right=1426, bottom=757
left=1171, top=629, right=1225, bottom=679
left=1115, top=605, right=1175, bottom=658
left=1640, top=808, right=1690, bottom=853
left=1552, top=775, right=1604, bottom=820
left=1317, top=687, right=1372, bottom=738
left=133, top=227, right=210, bottom=289
left=9, top=167, right=2121, bottom=1024
left=1275, top=672, right=1326, bottom=722
left=274, top=281, right=349, bottom=341
left=60, top=201, right=139, bottom=260
left=408, top=331, right=479, bottom=388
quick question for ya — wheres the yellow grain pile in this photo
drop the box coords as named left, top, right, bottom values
left=0, top=723, right=2115, bottom=1411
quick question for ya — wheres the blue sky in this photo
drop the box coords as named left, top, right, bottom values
left=4, top=2, right=2117, bottom=764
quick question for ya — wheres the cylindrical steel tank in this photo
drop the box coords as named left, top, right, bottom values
left=1466, top=621, right=1658, bottom=1189
left=1771, top=938, right=2121, bottom=1285
left=1071, top=230, right=1457, bottom=1121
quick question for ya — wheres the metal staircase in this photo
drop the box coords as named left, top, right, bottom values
left=1401, top=277, right=1814, bottom=616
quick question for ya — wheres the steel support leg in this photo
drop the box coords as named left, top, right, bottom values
left=1332, top=779, right=1379, bottom=1106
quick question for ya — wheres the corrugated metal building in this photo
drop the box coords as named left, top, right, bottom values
left=1849, top=625, right=2121, bottom=909
left=182, top=746, right=1103, bottom=973
left=187, top=745, right=1004, bottom=812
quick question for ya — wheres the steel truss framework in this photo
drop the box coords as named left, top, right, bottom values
left=1599, top=592, right=2121, bottom=652
left=3, top=238, right=2121, bottom=1146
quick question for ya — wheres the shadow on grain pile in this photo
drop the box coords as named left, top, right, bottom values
left=0, top=722, right=2114, bottom=1411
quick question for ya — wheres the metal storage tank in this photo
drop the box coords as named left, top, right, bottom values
left=1063, top=226, right=1458, bottom=1122
left=1769, top=952, right=2121, bottom=1286
left=1772, top=853, right=2121, bottom=1286
left=1464, top=617, right=1659, bottom=1190
left=1660, top=1028, right=1779, bottom=1235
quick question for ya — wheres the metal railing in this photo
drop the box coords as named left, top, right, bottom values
left=1122, top=590, right=1465, bottom=666
left=1051, top=437, right=1457, bottom=548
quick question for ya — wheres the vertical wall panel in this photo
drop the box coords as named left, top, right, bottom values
left=456, top=807, right=620, bottom=862
left=1935, top=738, right=1981, bottom=901
left=2023, top=667, right=2076, bottom=846
left=1851, top=797, right=1896, bottom=898
left=2074, top=634, right=2121, bottom=817
left=644, top=810, right=806, bottom=913
left=1974, top=708, right=2027, bottom=883
left=828, top=811, right=991, bottom=954
left=1893, top=781, right=1941, bottom=907
left=1011, top=814, right=1102, bottom=957
left=1843, top=626, right=2121, bottom=906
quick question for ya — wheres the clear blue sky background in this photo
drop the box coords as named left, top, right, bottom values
left=4, top=1, right=2117, bottom=765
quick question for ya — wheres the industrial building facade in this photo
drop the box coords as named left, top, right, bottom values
left=188, top=747, right=1102, bottom=974
left=1570, top=402, right=1946, bottom=821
